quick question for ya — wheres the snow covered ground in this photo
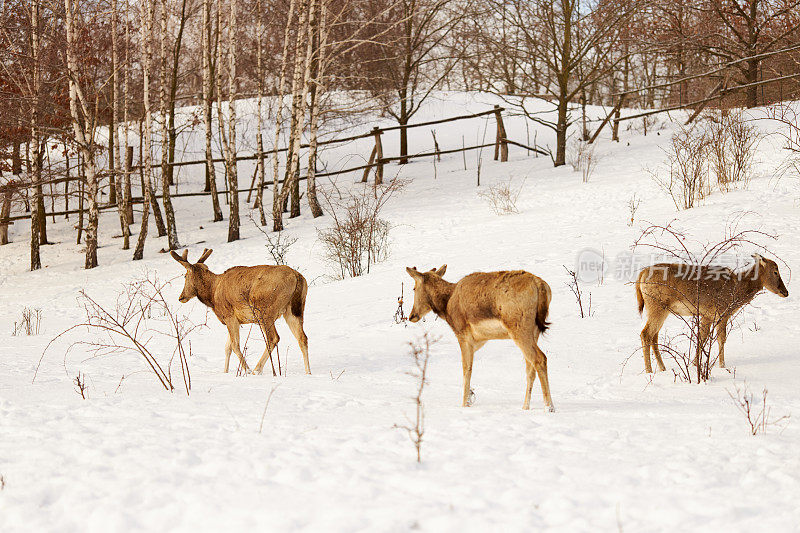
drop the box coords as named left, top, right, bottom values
left=1, top=93, right=799, bottom=532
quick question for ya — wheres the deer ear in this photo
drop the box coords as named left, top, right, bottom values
left=406, top=267, right=421, bottom=279
left=435, top=264, right=447, bottom=277
left=752, top=253, right=765, bottom=267
left=171, top=250, right=189, bottom=267
left=197, top=248, right=213, bottom=263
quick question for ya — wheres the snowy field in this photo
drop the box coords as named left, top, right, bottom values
left=1, top=93, right=799, bottom=531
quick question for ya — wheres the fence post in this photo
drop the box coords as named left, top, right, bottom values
left=125, top=145, right=134, bottom=223
left=0, top=186, right=11, bottom=245
left=493, top=105, right=508, bottom=162
left=373, top=127, right=384, bottom=185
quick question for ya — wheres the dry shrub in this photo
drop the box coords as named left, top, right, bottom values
left=318, top=179, right=406, bottom=279
left=728, top=382, right=790, bottom=435
left=250, top=213, right=297, bottom=266
left=478, top=178, right=525, bottom=214
left=563, top=266, right=593, bottom=317
left=13, top=307, right=42, bottom=336
left=651, top=124, right=710, bottom=210
left=707, top=111, right=760, bottom=191
left=37, top=273, right=201, bottom=394
left=567, top=140, right=600, bottom=182
left=394, top=331, right=437, bottom=463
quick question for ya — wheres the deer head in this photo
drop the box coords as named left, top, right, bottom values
left=753, top=254, right=789, bottom=298
left=405, top=265, right=447, bottom=322
left=171, top=248, right=214, bottom=303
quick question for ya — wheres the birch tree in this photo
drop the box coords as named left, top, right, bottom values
left=29, top=0, right=42, bottom=270
left=64, top=0, right=103, bottom=268
left=202, top=0, right=223, bottom=222
left=134, top=0, right=156, bottom=260
left=159, top=0, right=179, bottom=249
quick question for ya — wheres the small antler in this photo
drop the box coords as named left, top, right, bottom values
left=197, top=248, right=214, bottom=263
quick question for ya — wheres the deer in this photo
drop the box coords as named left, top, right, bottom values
left=171, top=249, right=310, bottom=375
left=635, top=254, right=788, bottom=373
left=405, top=265, right=554, bottom=411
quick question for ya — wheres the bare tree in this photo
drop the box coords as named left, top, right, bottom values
left=202, top=0, right=224, bottom=222
left=64, top=0, right=104, bottom=269
left=29, top=0, right=42, bottom=270
left=159, top=0, right=180, bottom=249
left=494, top=0, right=639, bottom=166
left=134, top=0, right=157, bottom=261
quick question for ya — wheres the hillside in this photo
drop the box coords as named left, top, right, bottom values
left=1, top=93, right=798, bottom=532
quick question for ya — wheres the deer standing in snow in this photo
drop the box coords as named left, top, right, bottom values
left=171, top=249, right=310, bottom=375
left=405, top=265, right=554, bottom=411
left=635, top=254, right=788, bottom=373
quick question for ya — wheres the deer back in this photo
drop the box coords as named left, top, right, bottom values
left=213, top=265, right=300, bottom=324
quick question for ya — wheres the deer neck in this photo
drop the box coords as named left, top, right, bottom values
left=732, top=264, right=763, bottom=309
left=194, top=268, right=219, bottom=309
left=428, top=278, right=455, bottom=319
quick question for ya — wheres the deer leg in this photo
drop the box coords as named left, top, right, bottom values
left=640, top=324, right=654, bottom=373
left=284, top=311, right=311, bottom=375
left=226, top=321, right=250, bottom=374
left=716, top=318, right=728, bottom=369
left=457, top=338, right=476, bottom=407
left=532, top=345, right=555, bottom=412
left=522, top=358, right=535, bottom=411
left=254, top=324, right=280, bottom=375
left=641, top=309, right=667, bottom=373
left=224, top=337, right=232, bottom=373
left=651, top=332, right=667, bottom=372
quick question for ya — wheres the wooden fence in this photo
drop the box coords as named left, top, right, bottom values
left=3, top=105, right=547, bottom=225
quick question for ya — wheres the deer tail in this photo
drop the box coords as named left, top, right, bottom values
left=636, top=274, right=645, bottom=316
left=535, top=281, right=552, bottom=334
left=291, top=272, right=307, bottom=318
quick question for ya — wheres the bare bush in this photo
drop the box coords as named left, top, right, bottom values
left=707, top=111, right=760, bottom=191
left=318, top=179, right=406, bottom=279
left=567, top=140, right=601, bottom=182
left=250, top=214, right=297, bottom=266
left=73, top=372, right=88, bottom=399
left=651, top=124, right=710, bottom=210
left=13, top=307, right=42, bottom=336
left=394, top=283, right=407, bottom=324
left=761, top=103, right=800, bottom=181
left=564, top=266, right=593, bottom=318
left=728, top=382, right=790, bottom=435
left=478, top=178, right=525, bottom=215
left=627, top=194, right=641, bottom=227
left=37, top=273, right=202, bottom=394
left=395, top=332, right=437, bottom=463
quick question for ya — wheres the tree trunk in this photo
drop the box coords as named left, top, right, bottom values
left=160, top=0, right=179, bottom=249
left=305, top=0, right=325, bottom=218
left=271, top=0, right=298, bottom=231
left=225, top=0, right=240, bottom=241
left=65, top=0, right=100, bottom=268
left=29, top=0, right=42, bottom=270
left=554, top=96, right=568, bottom=167
left=113, top=0, right=130, bottom=250
left=134, top=0, right=156, bottom=261
left=202, top=0, right=223, bottom=222
left=745, top=58, right=759, bottom=108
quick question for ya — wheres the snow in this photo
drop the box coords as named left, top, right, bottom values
left=1, top=92, right=799, bottom=532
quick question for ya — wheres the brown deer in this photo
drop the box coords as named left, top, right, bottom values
left=636, top=254, right=788, bottom=373
left=171, top=249, right=310, bottom=375
left=405, top=265, right=554, bottom=411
